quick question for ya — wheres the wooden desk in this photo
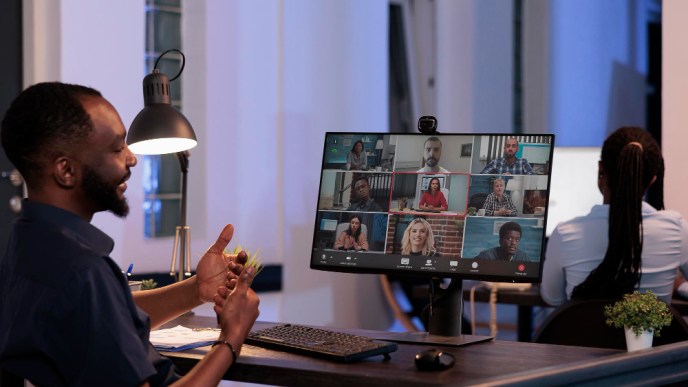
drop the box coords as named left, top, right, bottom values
left=161, top=315, right=688, bottom=386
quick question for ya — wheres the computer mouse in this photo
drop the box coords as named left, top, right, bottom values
left=414, top=348, right=455, bottom=371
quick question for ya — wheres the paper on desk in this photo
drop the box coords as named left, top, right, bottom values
left=150, top=325, right=219, bottom=352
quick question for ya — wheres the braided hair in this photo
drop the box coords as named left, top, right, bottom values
left=571, top=127, right=664, bottom=300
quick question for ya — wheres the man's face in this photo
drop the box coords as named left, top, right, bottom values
left=504, top=138, right=519, bottom=158
left=79, top=96, right=137, bottom=218
left=499, top=230, right=521, bottom=256
left=423, top=140, right=442, bottom=167
left=354, top=179, right=370, bottom=201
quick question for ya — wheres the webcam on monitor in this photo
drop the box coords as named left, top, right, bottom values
left=418, top=116, right=438, bottom=134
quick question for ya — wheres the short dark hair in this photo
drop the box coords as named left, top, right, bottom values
left=1, top=82, right=102, bottom=184
left=499, top=222, right=522, bottom=239
left=424, top=136, right=442, bottom=146
left=354, top=176, right=370, bottom=187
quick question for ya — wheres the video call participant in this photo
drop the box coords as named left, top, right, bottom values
left=475, top=222, right=530, bottom=262
left=334, top=215, right=369, bottom=251
left=541, top=127, right=688, bottom=306
left=480, top=137, right=535, bottom=175
left=417, top=136, right=449, bottom=173
left=346, top=176, right=383, bottom=212
left=0, top=82, right=260, bottom=386
left=345, top=139, right=367, bottom=171
left=419, top=177, right=448, bottom=211
left=401, top=218, right=439, bottom=256
left=482, top=177, right=517, bottom=216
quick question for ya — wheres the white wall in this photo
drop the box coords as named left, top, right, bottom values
left=24, top=0, right=394, bottom=330
left=663, top=0, right=688, bottom=217
left=23, top=0, right=681, bottom=330
left=544, top=0, right=648, bottom=145
left=436, top=0, right=513, bottom=134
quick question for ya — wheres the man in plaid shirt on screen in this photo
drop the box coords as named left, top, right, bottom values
left=480, top=137, right=535, bottom=175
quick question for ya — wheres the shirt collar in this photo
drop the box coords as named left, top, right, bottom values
left=588, top=201, right=657, bottom=217
left=20, top=200, right=115, bottom=256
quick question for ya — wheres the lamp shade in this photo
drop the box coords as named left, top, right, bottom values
left=127, top=70, right=197, bottom=155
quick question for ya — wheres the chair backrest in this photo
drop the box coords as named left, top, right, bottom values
left=440, top=188, right=450, bottom=204
left=533, top=299, right=688, bottom=349
left=0, top=368, right=25, bottom=387
left=468, top=192, right=488, bottom=210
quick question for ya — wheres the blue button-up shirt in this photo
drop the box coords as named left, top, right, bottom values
left=480, top=157, right=535, bottom=175
left=0, top=201, right=179, bottom=386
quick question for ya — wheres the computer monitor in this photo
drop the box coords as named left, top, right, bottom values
left=546, top=147, right=602, bottom=236
left=311, top=132, right=555, bottom=284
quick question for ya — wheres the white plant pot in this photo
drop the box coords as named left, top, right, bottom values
left=624, top=327, right=653, bottom=352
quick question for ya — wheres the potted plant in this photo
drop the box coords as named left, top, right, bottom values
left=467, top=207, right=477, bottom=216
left=604, top=290, right=672, bottom=351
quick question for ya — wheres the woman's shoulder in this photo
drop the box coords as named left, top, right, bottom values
left=643, top=202, right=685, bottom=223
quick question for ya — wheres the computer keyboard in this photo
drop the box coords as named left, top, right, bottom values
left=246, top=324, right=398, bottom=363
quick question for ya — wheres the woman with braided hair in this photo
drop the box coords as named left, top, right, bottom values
left=540, top=127, right=688, bottom=305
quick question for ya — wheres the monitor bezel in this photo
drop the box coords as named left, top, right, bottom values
left=310, top=132, right=555, bottom=284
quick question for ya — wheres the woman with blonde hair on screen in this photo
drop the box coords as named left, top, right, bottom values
left=401, top=218, right=438, bottom=256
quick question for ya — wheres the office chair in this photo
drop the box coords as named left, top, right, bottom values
left=468, top=192, right=488, bottom=210
left=533, top=299, right=688, bottom=349
left=0, top=368, right=24, bottom=387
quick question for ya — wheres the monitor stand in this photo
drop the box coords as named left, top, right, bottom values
left=372, top=279, right=494, bottom=347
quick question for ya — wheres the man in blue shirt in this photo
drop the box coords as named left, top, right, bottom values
left=480, top=137, right=535, bottom=175
left=0, top=82, right=260, bottom=386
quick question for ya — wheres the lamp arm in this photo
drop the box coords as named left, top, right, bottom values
left=177, top=151, right=189, bottom=228
left=174, top=151, right=191, bottom=280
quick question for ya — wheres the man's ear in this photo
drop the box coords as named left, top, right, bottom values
left=53, top=157, right=78, bottom=188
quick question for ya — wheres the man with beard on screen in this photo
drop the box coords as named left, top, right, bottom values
left=0, top=82, right=260, bottom=386
left=480, top=137, right=535, bottom=175
left=417, top=136, right=449, bottom=173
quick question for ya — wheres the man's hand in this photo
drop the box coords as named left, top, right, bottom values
left=217, top=266, right=260, bottom=356
left=195, top=224, right=248, bottom=303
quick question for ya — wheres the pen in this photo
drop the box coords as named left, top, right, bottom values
left=126, top=263, right=134, bottom=282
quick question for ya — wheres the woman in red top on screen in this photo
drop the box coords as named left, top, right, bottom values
left=482, top=177, right=517, bottom=216
left=418, top=177, right=448, bottom=211
left=334, top=215, right=369, bottom=251
left=401, top=218, right=439, bottom=256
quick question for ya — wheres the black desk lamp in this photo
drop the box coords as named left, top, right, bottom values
left=127, top=49, right=197, bottom=282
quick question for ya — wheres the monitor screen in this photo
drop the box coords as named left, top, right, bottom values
left=311, top=133, right=555, bottom=283
left=546, top=147, right=602, bottom=236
